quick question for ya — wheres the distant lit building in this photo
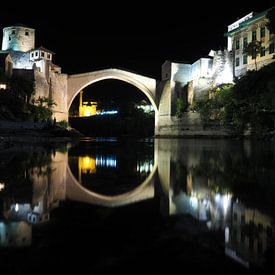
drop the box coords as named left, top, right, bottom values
left=225, top=7, right=275, bottom=78
left=136, top=99, right=154, bottom=113
left=78, top=90, right=97, bottom=117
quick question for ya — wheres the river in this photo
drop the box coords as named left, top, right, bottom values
left=0, top=137, right=274, bottom=273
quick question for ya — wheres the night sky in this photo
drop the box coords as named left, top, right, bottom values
left=1, top=1, right=274, bottom=106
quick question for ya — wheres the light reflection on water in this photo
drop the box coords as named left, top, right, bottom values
left=0, top=138, right=274, bottom=271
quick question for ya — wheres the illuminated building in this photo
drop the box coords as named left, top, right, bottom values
left=0, top=24, right=66, bottom=121
left=78, top=90, right=97, bottom=117
left=225, top=7, right=275, bottom=78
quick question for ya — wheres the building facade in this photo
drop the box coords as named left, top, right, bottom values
left=225, top=8, right=275, bottom=78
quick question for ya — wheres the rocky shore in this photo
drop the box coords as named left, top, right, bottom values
left=0, top=120, right=84, bottom=145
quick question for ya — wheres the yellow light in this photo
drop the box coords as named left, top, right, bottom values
left=78, top=156, right=96, bottom=174
left=84, top=109, right=91, bottom=117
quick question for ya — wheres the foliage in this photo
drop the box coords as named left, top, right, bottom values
left=266, top=7, right=275, bottom=35
left=0, top=75, right=54, bottom=122
left=176, top=97, right=187, bottom=118
left=191, top=84, right=234, bottom=125
left=9, top=74, right=34, bottom=102
left=193, top=62, right=275, bottom=136
left=243, top=40, right=262, bottom=70
left=56, top=120, right=70, bottom=128
left=28, top=104, right=53, bottom=122
left=32, top=96, right=56, bottom=108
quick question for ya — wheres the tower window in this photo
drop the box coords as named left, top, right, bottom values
left=31, top=52, right=34, bottom=58
left=47, top=53, right=51, bottom=59
left=25, top=31, right=29, bottom=36
left=12, top=30, right=15, bottom=34
left=8, top=36, right=11, bottom=41
left=41, top=52, right=45, bottom=57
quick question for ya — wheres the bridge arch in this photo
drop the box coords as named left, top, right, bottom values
left=67, top=68, right=158, bottom=114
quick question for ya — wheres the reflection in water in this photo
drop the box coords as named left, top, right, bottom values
left=69, top=140, right=154, bottom=195
left=157, top=138, right=275, bottom=270
left=96, top=155, right=117, bottom=168
left=0, top=221, right=31, bottom=247
left=0, top=138, right=274, bottom=271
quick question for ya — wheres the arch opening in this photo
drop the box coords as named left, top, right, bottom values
left=69, top=79, right=155, bottom=137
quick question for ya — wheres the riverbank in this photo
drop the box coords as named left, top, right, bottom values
left=0, top=120, right=84, bottom=144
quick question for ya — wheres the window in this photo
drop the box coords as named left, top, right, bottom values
left=47, top=53, right=51, bottom=59
left=243, top=54, right=248, bottom=65
left=260, top=27, right=265, bottom=38
left=25, top=31, right=29, bottom=36
left=35, top=51, right=38, bottom=57
left=31, top=52, right=34, bottom=58
left=243, top=37, right=248, bottom=48
left=260, top=47, right=265, bottom=57
left=9, top=36, right=11, bottom=41
left=235, top=57, right=240, bottom=67
left=41, top=52, right=45, bottom=57
left=270, top=43, right=275, bottom=54
left=236, top=39, right=240, bottom=50
left=252, top=30, right=257, bottom=41
left=12, top=30, right=15, bottom=34
left=0, top=84, right=7, bottom=90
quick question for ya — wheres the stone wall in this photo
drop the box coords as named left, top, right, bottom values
left=156, top=112, right=233, bottom=137
left=50, top=71, right=68, bottom=121
left=34, top=69, right=49, bottom=99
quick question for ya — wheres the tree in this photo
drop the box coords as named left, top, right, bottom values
left=243, top=40, right=262, bottom=70
left=266, top=7, right=275, bottom=35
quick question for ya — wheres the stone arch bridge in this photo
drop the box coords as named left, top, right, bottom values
left=52, top=67, right=190, bottom=136
left=65, top=68, right=159, bottom=129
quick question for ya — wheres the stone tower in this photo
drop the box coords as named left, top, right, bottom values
left=2, top=25, right=35, bottom=52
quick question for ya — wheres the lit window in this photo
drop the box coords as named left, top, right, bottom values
left=260, top=47, right=265, bottom=57
left=0, top=182, right=5, bottom=191
left=235, top=57, right=240, bottom=67
left=0, top=84, right=7, bottom=90
left=243, top=37, right=248, bottom=48
left=260, top=27, right=265, bottom=38
left=252, top=30, right=257, bottom=41
left=243, top=54, right=247, bottom=65
left=235, top=39, right=240, bottom=50
left=270, top=43, right=275, bottom=54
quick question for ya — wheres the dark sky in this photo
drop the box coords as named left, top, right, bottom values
left=1, top=1, right=274, bottom=80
